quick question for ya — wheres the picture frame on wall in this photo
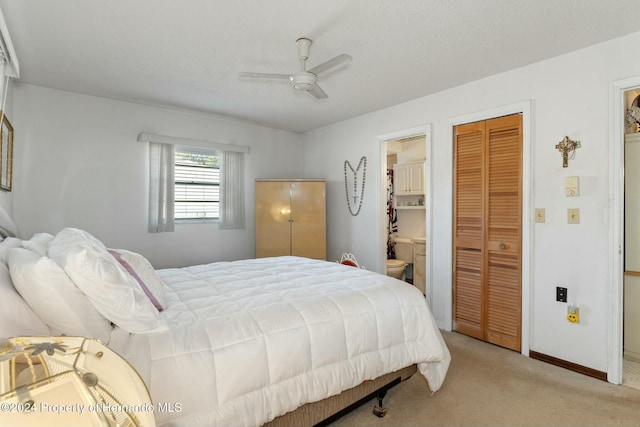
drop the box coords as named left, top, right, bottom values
left=0, top=111, right=13, bottom=191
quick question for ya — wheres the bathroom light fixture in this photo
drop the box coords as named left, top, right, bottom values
left=555, top=136, right=580, bottom=168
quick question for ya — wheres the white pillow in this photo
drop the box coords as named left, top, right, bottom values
left=0, top=205, right=18, bottom=238
left=0, top=237, right=21, bottom=264
left=108, top=249, right=167, bottom=310
left=48, top=228, right=168, bottom=334
left=0, top=262, right=50, bottom=338
left=7, top=248, right=113, bottom=343
left=21, top=232, right=54, bottom=256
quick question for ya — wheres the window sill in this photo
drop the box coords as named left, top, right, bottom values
left=175, top=218, right=219, bottom=225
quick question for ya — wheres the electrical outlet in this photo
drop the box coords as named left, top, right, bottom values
left=567, top=208, right=580, bottom=224
left=567, top=307, right=580, bottom=323
left=535, top=208, right=546, bottom=223
left=556, top=286, right=567, bottom=303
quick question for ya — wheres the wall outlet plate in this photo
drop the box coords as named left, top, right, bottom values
left=556, top=286, right=568, bottom=303
left=535, top=208, right=545, bottom=223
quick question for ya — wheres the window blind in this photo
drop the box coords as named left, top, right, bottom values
left=174, top=148, right=220, bottom=220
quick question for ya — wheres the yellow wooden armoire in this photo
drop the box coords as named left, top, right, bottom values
left=255, top=179, right=326, bottom=259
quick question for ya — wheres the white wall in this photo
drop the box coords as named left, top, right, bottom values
left=302, top=30, right=640, bottom=373
left=0, top=72, right=15, bottom=216
left=13, top=84, right=304, bottom=268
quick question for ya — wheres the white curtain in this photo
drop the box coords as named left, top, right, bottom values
left=219, top=150, right=245, bottom=229
left=148, top=142, right=175, bottom=233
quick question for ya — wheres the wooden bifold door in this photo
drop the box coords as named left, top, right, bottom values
left=453, top=114, right=523, bottom=352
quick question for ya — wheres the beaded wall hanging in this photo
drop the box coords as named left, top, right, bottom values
left=344, top=156, right=366, bottom=216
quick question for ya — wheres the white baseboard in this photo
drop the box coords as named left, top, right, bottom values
left=624, top=350, right=640, bottom=363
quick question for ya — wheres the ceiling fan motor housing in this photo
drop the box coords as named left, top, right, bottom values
left=290, top=72, right=316, bottom=91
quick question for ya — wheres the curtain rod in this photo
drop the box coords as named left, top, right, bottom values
left=137, top=132, right=249, bottom=154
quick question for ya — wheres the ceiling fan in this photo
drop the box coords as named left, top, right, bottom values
left=239, top=38, right=352, bottom=99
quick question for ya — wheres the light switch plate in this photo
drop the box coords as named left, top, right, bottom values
left=565, top=176, right=579, bottom=197
left=535, top=208, right=546, bottom=223
left=567, top=208, right=579, bottom=224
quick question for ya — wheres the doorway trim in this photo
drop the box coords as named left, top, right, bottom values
left=608, top=76, right=640, bottom=385
left=447, top=100, right=532, bottom=355
left=377, top=124, right=433, bottom=305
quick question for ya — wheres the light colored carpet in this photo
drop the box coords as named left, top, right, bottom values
left=330, top=331, right=640, bottom=427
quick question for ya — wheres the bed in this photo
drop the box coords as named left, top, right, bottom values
left=0, top=227, right=450, bottom=427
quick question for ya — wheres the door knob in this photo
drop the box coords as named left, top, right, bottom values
left=499, top=243, right=506, bottom=250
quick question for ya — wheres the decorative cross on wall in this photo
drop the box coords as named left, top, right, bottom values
left=555, top=136, right=580, bottom=168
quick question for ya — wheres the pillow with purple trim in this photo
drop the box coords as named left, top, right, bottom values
left=48, top=228, right=167, bottom=334
left=107, top=249, right=166, bottom=311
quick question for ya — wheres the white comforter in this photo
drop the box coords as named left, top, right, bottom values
left=109, top=256, right=450, bottom=427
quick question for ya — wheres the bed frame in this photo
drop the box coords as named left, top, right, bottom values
left=264, top=364, right=417, bottom=427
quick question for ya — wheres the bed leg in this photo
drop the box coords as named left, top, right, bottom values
left=372, top=391, right=388, bottom=418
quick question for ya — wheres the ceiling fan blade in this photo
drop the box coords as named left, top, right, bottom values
left=308, top=54, right=352, bottom=76
left=308, top=84, right=328, bottom=99
left=239, top=72, right=290, bottom=80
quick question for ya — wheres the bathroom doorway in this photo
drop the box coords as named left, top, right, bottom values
left=378, top=126, right=431, bottom=303
left=609, top=77, right=640, bottom=387
left=622, top=87, right=640, bottom=390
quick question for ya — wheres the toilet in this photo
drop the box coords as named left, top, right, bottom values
left=386, top=237, right=414, bottom=280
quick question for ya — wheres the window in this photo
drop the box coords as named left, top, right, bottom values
left=143, top=132, right=247, bottom=232
left=174, top=146, right=220, bottom=220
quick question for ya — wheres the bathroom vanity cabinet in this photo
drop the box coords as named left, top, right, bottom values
left=413, top=239, right=426, bottom=295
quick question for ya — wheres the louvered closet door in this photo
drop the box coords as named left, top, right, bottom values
left=485, top=115, right=522, bottom=351
left=453, top=114, right=522, bottom=352
left=453, top=121, right=485, bottom=340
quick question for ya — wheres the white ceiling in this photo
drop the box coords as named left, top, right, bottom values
left=2, top=0, right=640, bottom=133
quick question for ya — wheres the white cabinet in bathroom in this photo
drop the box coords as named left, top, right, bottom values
left=393, top=161, right=425, bottom=209
left=393, top=161, right=425, bottom=195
